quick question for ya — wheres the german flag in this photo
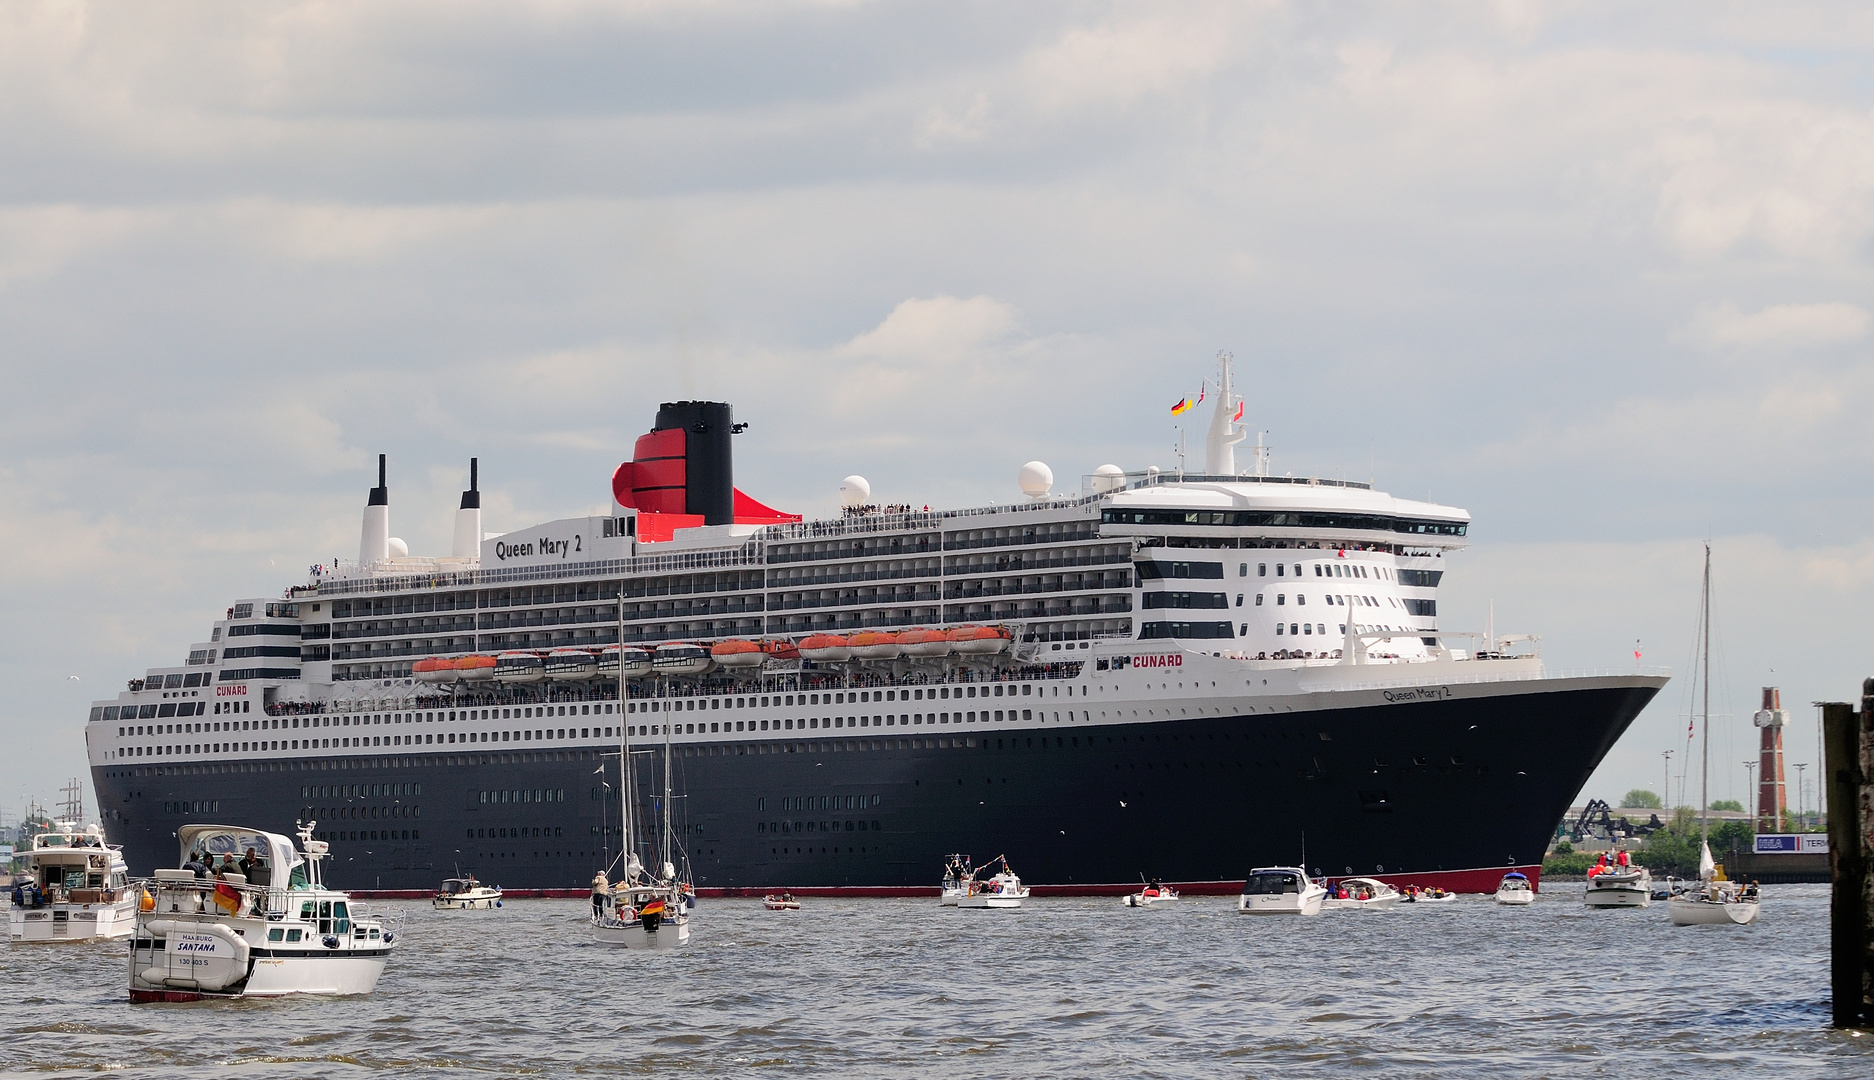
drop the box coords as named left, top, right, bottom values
left=639, top=898, right=666, bottom=916
left=212, top=882, right=241, bottom=915
left=1171, top=397, right=1192, bottom=416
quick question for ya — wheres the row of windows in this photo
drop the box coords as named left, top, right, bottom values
left=221, top=645, right=301, bottom=660
left=623, top=683, right=1034, bottom=714
left=225, top=623, right=300, bottom=638
left=1104, top=508, right=1467, bottom=535
left=1138, top=621, right=1234, bottom=639
left=467, top=826, right=562, bottom=839
left=218, top=667, right=301, bottom=682
left=107, top=701, right=207, bottom=724
left=478, top=788, right=565, bottom=804
left=1256, top=592, right=1392, bottom=609
left=626, top=708, right=1039, bottom=736
left=302, top=784, right=420, bottom=799
left=1141, top=591, right=1228, bottom=609
left=762, top=795, right=881, bottom=811
left=318, top=828, right=417, bottom=843
left=1137, top=560, right=1224, bottom=580
left=760, top=820, right=880, bottom=834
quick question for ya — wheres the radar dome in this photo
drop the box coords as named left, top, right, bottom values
left=387, top=537, right=410, bottom=558
left=1018, top=461, right=1053, bottom=500
left=839, top=476, right=872, bottom=507
left=1091, top=463, right=1125, bottom=494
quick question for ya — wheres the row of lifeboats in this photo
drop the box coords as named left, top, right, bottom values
left=410, top=626, right=1013, bottom=684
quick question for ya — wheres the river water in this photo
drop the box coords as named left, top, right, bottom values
left=2, top=882, right=1864, bottom=1078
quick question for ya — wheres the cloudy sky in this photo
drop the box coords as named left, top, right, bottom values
left=3, top=1, right=1870, bottom=824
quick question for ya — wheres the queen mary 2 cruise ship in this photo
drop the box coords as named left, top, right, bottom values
left=86, top=358, right=1665, bottom=895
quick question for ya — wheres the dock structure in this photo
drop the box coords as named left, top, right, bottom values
left=1824, top=679, right=1874, bottom=1028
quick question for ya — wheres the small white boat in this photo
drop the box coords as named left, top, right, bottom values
left=1495, top=872, right=1535, bottom=906
left=8, top=821, right=135, bottom=942
left=955, top=856, right=1028, bottom=909
left=128, top=822, right=397, bottom=1001
left=1236, top=866, right=1327, bottom=915
left=938, top=855, right=972, bottom=907
left=1122, top=881, right=1180, bottom=908
left=1321, top=876, right=1401, bottom=911
left=593, top=857, right=692, bottom=949
left=1401, top=886, right=1457, bottom=904
left=762, top=893, right=800, bottom=911
left=433, top=875, right=502, bottom=910
left=1667, top=879, right=1761, bottom=926
left=1584, top=864, right=1652, bottom=908
left=651, top=642, right=715, bottom=677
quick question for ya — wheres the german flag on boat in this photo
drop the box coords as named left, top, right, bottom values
left=639, top=897, right=666, bottom=916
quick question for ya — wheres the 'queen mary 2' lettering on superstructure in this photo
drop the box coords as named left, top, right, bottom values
left=86, top=361, right=1666, bottom=895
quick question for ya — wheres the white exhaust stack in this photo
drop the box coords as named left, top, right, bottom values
left=452, top=457, right=482, bottom=559
left=358, top=454, right=389, bottom=566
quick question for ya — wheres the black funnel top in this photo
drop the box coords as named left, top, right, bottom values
left=460, top=457, right=480, bottom=510
left=368, top=454, right=388, bottom=507
left=653, top=401, right=736, bottom=526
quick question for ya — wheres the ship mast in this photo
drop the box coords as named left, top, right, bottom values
left=662, top=691, right=674, bottom=882
left=1699, top=542, right=1711, bottom=852
left=617, top=588, right=633, bottom=881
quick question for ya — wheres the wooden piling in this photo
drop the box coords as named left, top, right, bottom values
left=1825, top=681, right=1873, bottom=1027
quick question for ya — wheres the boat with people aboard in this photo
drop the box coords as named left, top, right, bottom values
left=590, top=688, right=694, bottom=949
left=1583, top=848, right=1651, bottom=908
left=84, top=357, right=1667, bottom=897
left=127, top=821, right=397, bottom=1001
left=1122, top=880, right=1180, bottom=907
left=1237, top=866, right=1327, bottom=915
left=433, top=875, right=501, bottom=909
left=8, top=821, right=134, bottom=943
left=762, top=892, right=800, bottom=910
left=955, top=855, right=1028, bottom=909
left=1400, top=885, right=1456, bottom=904
left=939, top=854, right=973, bottom=906
left=1495, top=871, right=1535, bottom=905
left=1321, top=876, right=1400, bottom=910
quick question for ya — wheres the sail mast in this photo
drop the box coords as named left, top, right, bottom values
left=662, top=689, right=674, bottom=879
left=618, top=588, right=632, bottom=877
left=1699, top=543, right=1711, bottom=849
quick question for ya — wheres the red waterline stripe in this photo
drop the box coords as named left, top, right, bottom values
left=349, top=865, right=1543, bottom=902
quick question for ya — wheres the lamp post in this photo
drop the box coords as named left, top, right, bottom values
left=1662, top=750, right=1673, bottom=811
left=1792, top=762, right=1808, bottom=829
left=1743, top=760, right=1758, bottom=832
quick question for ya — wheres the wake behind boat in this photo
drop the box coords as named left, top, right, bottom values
left=128, top=822, right=397, bottom=1001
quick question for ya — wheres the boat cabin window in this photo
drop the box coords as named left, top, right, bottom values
left=1243, top=873, right=1302, bottom=895
left=286, top=928, right=302, bottom=942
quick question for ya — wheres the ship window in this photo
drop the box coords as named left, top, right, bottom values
left=1276, top=594, right=1285, bottom=606
left=1303, top=624, right=1312, bottom=635
left=1235, top=594, right=1243, bottom=607
left=1275, top=564, right=1284, bottom=577
left=1275, top=624, right=1284, bottom=635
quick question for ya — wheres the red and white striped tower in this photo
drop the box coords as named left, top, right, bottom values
left=1751, top=686, right=1788, bottom=833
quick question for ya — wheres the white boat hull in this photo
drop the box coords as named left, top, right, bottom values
left=1495, top=889, right=1535, bottom=906
left=1321, top=894, right=1399, bottom=911
left=956, top=894, right=1023, bottom=909
left=1667, top=897, right=1760, bottom=926
left=9, top=899, right=137, bottom=942
left=1584, top=885, right=1651, bottom=908
left=593, top=914, right=692, bottom=948
left=1237, top=893, right=1326, bottom=915
left=433, top=894, right=501, bottom=910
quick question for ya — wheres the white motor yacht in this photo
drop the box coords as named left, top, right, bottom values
left=1584, top=864, right=1652, bottom=908
left=127, top=822, right=398, bottom=1001
left=1321, top=876, right=1401, bottom=911
left=956, top=856, right=1028, bottom=909
left=8, top=822, right=134, bottom=943
left=939, top=854, right=972, bottom=907
left=1236, top=867, right=1327, bottom=915
left=433, top=875, right=502, bottom=910
left=1495, top=872, right=1535, bottom=906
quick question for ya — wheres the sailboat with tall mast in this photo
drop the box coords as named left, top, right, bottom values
left=1666, top=544, right=1761, bottom=927
left=591, top=597, right=694, bottom=949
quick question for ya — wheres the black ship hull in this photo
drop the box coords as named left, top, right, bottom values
left=95, top=676, right=1659, bottom=895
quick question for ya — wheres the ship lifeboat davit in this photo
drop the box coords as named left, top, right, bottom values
left=898, top=628, right=953, bottom=658
left=711, top=639, right=766, bottom=669
left=653, top=642, right=716, bottom=676
left=455, top=654, right=497, bottom=681
left=545, top=649, right=598, bottom=680
left=597, top=646, right=654, bottom=679
left=848, top=631, right=903, bottom=660
left=413, top=657, right=457, bottom=684
left=493, top=651, right=546, bottom=683
left=948, top=625, right=1012, bottom=656
left=798, top=633, right=853, bottom=663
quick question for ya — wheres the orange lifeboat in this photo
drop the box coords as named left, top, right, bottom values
left=413, top=657, right=457, bottom=684
left=761, top=639, right=801, bottom=661
left=454, top=655, right=497, bottom=681
left=711, top=639, right=766, bottom=669
left=798, top=633, right=853, bottom=663
left=947, top=625, right=1012, bottom=656
left=898, top=628, right=953, bottom=658
left=848, top=630, right=903, bottom=660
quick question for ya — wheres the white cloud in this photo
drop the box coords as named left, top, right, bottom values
left=1684, top=301, right=1871, bottom=350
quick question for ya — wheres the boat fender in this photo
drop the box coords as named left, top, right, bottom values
left=382, top=932, right=395, bottom=944
left=685, top=896, right=695, bottom=909
left=495, top=901, right=502, bottom=908
left=322, top=935, right=340, bottom=949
